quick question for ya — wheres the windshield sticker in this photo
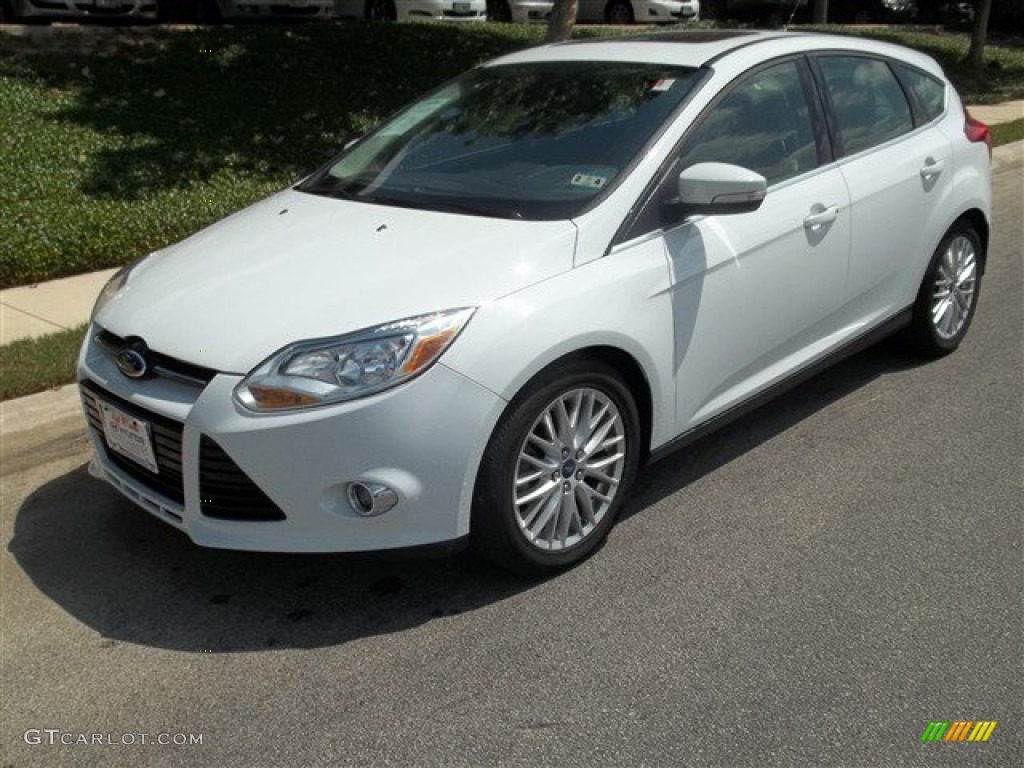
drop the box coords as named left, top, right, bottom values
left=651, top=78, right=676, bottom=93
left=570, top=172, right=608, bottom=191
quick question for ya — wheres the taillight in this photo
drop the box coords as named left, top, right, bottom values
left=964, top=109, right=992, bottom=157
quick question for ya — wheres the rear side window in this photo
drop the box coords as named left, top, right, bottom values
left=817, top=56, right=913, bottom=156
left=895, top=63, right=946, bottom=123
left=676, top=60, right=819, bottom=186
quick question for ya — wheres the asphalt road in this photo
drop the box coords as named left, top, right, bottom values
left=3, top=156, right=1021, bottom=768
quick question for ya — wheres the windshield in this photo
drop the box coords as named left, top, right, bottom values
left=299, top=62, right=701, bottom=221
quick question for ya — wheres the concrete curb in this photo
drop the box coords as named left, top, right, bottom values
left=1, top=382, right=82, bottom=438
left=1, top=139, right=1021, bottom=436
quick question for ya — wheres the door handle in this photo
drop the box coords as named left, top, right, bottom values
left=803, top=204, right=839, bottom=230
left=920, top=158, right=945, bottom=179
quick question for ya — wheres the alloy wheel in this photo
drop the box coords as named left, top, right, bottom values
left=513, top=387, right=626, bottom=552
left=931, top=234, right=977, bottom=340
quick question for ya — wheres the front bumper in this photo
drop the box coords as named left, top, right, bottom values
left=508, top=0, right=551, bottom=22
left=11, top=0, right=157, bottom=18
left=399, top=0, right=487, bottom=21
left=644, top=0, right=699, bottom=22
left=78, top=326, right=504, bottom=553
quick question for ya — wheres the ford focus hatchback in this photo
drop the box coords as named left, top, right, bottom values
left=80, top=31, right=992, bottom=574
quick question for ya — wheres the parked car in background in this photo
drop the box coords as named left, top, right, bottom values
left=829, top=0, right=918, bottom=23
left=576, top=0, right=699, bottom=24
left=81, top=30, right=991, bottom=575
left=335, top=0, right=486, bottom=20
left=4, top=0, right=156, bottom=21
left=726, top=0, right=917, bottom=25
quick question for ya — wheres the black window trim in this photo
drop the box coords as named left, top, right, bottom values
left=890, top=60, right=949, bottom=128
left=610, top=53, right=833, bottom=250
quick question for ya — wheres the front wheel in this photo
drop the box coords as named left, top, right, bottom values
left=907, top=224, right=982, bottom=357
left=471, top=359, right=641, bottom=575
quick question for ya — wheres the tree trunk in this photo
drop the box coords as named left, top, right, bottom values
left=812, top=0, right=828, bottom=24
left=545, top=0, right=579, bottom=44
left=965, top=0, right=993, bottom=69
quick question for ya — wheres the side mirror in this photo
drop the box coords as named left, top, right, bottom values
left=663, top=162, right=767, bottom=225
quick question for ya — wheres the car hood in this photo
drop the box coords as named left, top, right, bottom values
left=95, top=189, right=578, bottom=374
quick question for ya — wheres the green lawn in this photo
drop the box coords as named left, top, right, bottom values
left=2, top=22, right=1023, bottom=289
left=1, top=22, right=1021, bottom=402
left=0, top=324, right=87, bottom=401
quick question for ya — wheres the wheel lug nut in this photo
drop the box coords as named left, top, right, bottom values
left=551, top=471, right=559, bottom=481
left=561, top=448, right=569, bottom=458
left=562, top=481, right=571, bottom=493
left=576, top=450, right=583, bottom=459
left=576, top=471, right=583, bottom=480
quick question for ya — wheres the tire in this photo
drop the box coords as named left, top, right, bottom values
left=907, top=224, right=982, bottom=357
left=605, top=0, right=634, bottom=24
left=471, top=359, right=641, bottom=575
left=487, top=0, right=512, bottom=21
left=365, top=0, right=397, bottom=21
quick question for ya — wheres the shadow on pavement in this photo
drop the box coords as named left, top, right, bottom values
left=8, top=336, right=926, bottom=654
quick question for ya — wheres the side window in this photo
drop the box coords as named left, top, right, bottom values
left=676, top=60, right=819, bottom=187
left=817, top=56, right=914, bottom=156
left=894, top=63, right=946, bottom=123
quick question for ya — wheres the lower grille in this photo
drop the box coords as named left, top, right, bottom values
left=80, top=380, right=185, bottom=504
left=199, top=437, right=286, bottom=522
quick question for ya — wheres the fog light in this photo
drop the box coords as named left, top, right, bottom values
left=347, top=482, right=398, bottom=517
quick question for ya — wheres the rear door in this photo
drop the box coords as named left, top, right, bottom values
left=811, top=54, right=956, bottom=325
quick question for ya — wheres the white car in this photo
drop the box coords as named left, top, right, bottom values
left=5, top=0, right=156, bottom=20
left=576, top=0, right=699, bottom=24
left=81, top=31, right=991, bottom=574
left=335, top=0, right=486, bottom=21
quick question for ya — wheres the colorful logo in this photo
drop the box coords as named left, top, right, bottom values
left=921, top=721, right=997, bottom=742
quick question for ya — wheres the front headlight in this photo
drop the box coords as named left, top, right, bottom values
left=233, top=308, right=476, bottom=413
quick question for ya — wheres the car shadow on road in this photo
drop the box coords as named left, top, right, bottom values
left=8, top=337, right=927, bottom=654
left=8, top=465, right=537, bottom=653
left=621, top=336, right=929, bottom=522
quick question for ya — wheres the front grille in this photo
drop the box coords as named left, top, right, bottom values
left=94, top=327, right=217, bottom=389
left=199, top=437, right=286, bottom=522
left=81, top=380, right=185, bottom=504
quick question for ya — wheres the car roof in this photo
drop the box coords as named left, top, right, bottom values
left=486, top=29, right=943, bottom=78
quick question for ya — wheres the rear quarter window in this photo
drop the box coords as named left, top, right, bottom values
left=894, top=63, right=947, bottom=123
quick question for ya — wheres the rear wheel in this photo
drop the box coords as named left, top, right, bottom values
left=365, top=0, right=397, bottom=20
left=907, top=224, right=982, bottom=357
left=471, top=359, right=641, bottom=575
left=487, top=0, right=512, bottom=21
left=605, top=0, right=634, bottom=24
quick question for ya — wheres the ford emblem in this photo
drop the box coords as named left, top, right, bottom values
left=116, top=345, right=149, bottom=379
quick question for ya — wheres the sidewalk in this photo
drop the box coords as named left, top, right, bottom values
left=1, top=268, right=116, bottom=345
left=1, top=102, right=1022, bottom=349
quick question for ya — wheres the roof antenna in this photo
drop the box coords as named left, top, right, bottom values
left=783, top=0, right=802, bottom=29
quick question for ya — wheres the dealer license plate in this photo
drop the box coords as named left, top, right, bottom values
left=100, top=402, right=159, bottom=474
